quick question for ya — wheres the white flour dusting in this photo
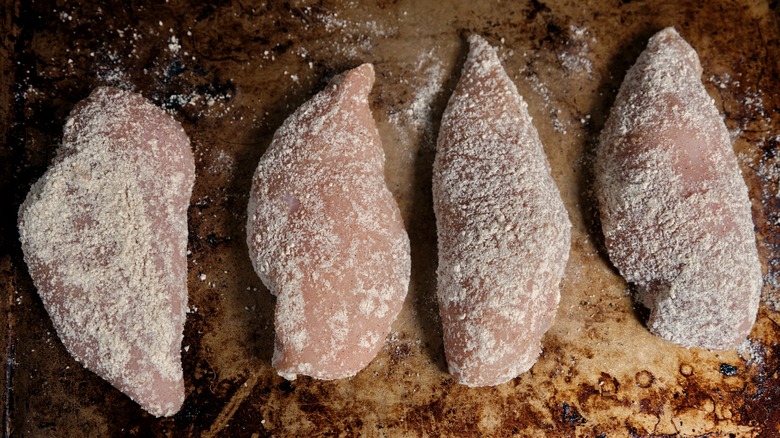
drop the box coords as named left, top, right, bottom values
left=387, top=49, right=446, bottom=148
left=596, top=28, right=762, bottom=350
left=246, top=64, right=411, bottom=380
left=433, top=35, right=571, bottom=386
left=18, top=87, right=194, bottom=416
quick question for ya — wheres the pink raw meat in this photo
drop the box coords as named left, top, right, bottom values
left=596, top=28, right=762, bottom=350
left=246, top=64, right=411, bottom=380
left=18, top=87, right=194, bottom=416
left=433, top=36, right=572, bottom=386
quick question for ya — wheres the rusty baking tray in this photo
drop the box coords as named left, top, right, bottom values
left=2, top=0, right=780, bottom=436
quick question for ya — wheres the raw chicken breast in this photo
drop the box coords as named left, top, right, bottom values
left=18, top=87, right=194, bottom=416
left=596, top=28, right=762, bottom=350
left=246, top=64, right=411, bottom=380
left=433, top=35, right=572, bottom=386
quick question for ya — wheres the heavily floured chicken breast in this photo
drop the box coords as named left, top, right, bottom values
left=246, top=64, right=411, bottom=380
left=18, top=87, right=194, bottom=416
left=433, top=35, right=572, bottom=387
left=596, top=28, right=762, bottom=350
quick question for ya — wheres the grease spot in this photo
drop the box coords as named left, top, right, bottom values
left=635, top=370, right=654, bottom=388
left=598, top=372, right=619, bottom=395
left=723, top=376, right=745, bottom=392
left=281, top=193, right=301, bottom=214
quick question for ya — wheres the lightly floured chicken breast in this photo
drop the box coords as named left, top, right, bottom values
left=596, top=27, right=762, bottom=350
left=246, top=64, right=411, bottom=380
left=18, top=86, right=194, bottom=417
left=433, top=35, right=572, bottom=387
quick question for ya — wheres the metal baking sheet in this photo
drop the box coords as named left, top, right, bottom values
left=2, top=0, right=780, bottom=436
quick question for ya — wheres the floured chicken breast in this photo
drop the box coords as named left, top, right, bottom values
left=433, top=35, right=572, bottom=386
left=246, top=64, right=411, bottom=380
left=596, top=28, right=761, bottom=350
left=18, top=87, right=194, bottom=416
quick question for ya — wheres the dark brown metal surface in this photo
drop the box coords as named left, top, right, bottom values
left=2, top=0, right=780, bottom=436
